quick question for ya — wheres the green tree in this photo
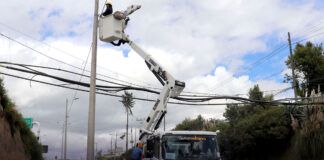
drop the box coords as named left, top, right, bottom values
left=284, top=41, right=324, bottom=160
left=248, top=85, right=263, bottom=101
left=174, top=115, right=204, bottom=131
left=285, top=41, right=324, bottom=97
left=220, top=107, right=292, bottom=160
left=120, top=91, right=135, bottom=152
left=174, top=115, right=227, bottom=132
left=221, top=85, right=292, bottom=160
left=224, top=85, right=272, bottom=125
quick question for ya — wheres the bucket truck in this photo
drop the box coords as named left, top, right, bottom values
left=99, top=5, right=221, bottom=159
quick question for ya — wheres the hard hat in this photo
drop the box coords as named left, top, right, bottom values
left=105, top=0, right=112, bottom=5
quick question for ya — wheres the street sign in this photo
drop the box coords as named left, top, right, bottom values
left=23, top=118, right=33, bottom=129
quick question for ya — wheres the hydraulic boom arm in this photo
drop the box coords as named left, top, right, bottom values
left=99, top=4, right=185, bottom=142
left=125, top=38, right=185, bottom=141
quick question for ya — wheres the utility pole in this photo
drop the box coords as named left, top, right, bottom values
left=95, top=143, right=98, bottom=158
left=64, top=99, right=68, bottom=160
left=87, top=0, right=99, bottom=159
left=110, top=135, right=113, bottom=154
left=134, top=128, right=136, bottom=147
left=61, top=123, right=64, bottom=160
left=164, top=116, right=166, bottom=131
left=115, top=132, right=117, bottom=160
left=130, top=128, right=132, bottom=148
left=126, top=110, right=129, bottom=152
left=288, top=32, right=298, bottom=99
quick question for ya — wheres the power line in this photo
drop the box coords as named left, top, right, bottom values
left=293, top=21, right=324, bottom=38
left=0, top=61, right=307, bottom=101
left=2, top=61, right=241, bottom=97
left=0, top=63, right=281, bottom=103
left=0, top=24, right=159, bottom=88
left=0, top=71, right=245, bottom=105
left=209, top=29, right=324, bottom=93
left=257, top=69, right=284, bottom=81
left=0, top=32, right=160, bottom=90
left=1, top=69, right=323, bottom=106
left=0, top=30, right=311, bottom=98
left=68, top=44, right=92, bottom=114
left=208, top=44, right=288, bottom=92
left=293, top=30, right=324, bottom=44
left=1, top=27, right=319, bottom=102
left=0, top=33, right=83, bottom=70
left=0, top=22, right=85, bottom=62
left=0, top=61, right=143, bottom=88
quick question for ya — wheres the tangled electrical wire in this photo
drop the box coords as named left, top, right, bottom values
left=0, top=61, right=323, bottom=106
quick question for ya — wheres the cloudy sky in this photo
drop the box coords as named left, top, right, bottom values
left=1, top=0, right=324, bottom=159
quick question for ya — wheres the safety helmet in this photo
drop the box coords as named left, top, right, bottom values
left=105, top=0, right=112, bottom=5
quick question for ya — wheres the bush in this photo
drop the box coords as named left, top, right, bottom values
left=291, top=106, right=324, bottom=160
left=220, top=107, right=293, bottom=160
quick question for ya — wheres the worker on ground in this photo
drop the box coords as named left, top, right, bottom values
left=130, top=142, right=143, bottom=160
left=101, top=0, right=113, bottom=17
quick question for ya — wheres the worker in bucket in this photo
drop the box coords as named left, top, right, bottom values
left=101, top=0, right=113, bottom=17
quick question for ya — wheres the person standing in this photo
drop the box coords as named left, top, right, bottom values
left=101, top=0, right=113, bottom=17
left=130, top=142, right=143, bottom=160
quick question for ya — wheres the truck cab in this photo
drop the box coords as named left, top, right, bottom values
left=144, top=131, right=221, bottom=160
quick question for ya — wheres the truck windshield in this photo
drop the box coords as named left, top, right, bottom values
left=162, top=135, right=220, bottom=160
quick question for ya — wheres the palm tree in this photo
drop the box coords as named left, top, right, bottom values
left=120, top=91, right=135, bottom=152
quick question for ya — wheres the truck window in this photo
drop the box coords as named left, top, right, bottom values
left=161, top=135, right=220, bottom=160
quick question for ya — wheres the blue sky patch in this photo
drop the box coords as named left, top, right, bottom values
left=122, top=48, right=130, bottom=57
left=242, top=45, right=288, bottom=82
left=40, top=23, right=54, bottom=40
left=47, top=8, right=63, bottom=18
left=67, top=31, right=77, bottom=37
left=314, top=0, right=324, bottom=10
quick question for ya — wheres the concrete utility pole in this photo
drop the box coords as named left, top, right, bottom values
left=288, top=32, right=298, bottom=99
left=164, top=116, right=166, bottom=131
left=61, top=124, right=64, bottom=160
left=130, top=128, right=132, bottom=148
left=134, top=128, right=136, bottom=147
left=126, top=110, right=129, bottom=152
left=64, top=99, right=68, bottom=160
left=115, top=132, right=117, bottom=160
left=110, top=135, right=113, bottom=154
left=87, top=0, right=99, bottom=159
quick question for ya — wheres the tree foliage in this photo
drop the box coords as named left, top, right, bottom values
left=224, top=85, right=273, bottom=126
left=220, top=107, right=292, bottom=160
left=174, top=115, right=228, bottom=132
left=248, top=85, right=263, bottom=101
left=289, top=106, right=324, bottom=160
left=220, top=85, right=292, bottom=160
left=173, top=41, right=324, bottom=160
left=121, top=91, right=135, bottom=115
left=174, top=115, right=204, bottom=131
left=121, top=91, right=135, bottom=151
left=285, top=41, right=324, bottom=97
left=285, top=41, right=324, bottom=159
